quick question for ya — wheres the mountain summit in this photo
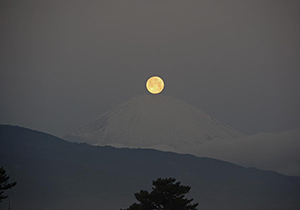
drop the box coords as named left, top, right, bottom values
left=63, top=94, right=243, bottom=151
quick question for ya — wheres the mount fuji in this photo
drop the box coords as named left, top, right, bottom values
left=63, top=94, right=243, bottom=152
left=63, top=94, right=300, bottom=176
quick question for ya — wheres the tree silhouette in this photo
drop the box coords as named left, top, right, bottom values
left=122, top=177, right=198, bottom=210
left=0, top=167, right=16, bottom=202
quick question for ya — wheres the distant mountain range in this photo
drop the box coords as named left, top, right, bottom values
left=63, top=94, right=300, bottom=176
left=63, top=94, right=243, bottom=149
left=1, top=125, right=300, bottom=210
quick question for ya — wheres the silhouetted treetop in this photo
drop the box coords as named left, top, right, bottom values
left=0, top=167, right=17, bottom=202
left=122, top=177, right=198, bottom=210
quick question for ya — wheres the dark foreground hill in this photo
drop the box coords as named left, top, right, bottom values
left=0, top=125, right=300, bottom=210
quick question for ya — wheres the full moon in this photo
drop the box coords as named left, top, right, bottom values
left=146, top=76, right=164, bottom=94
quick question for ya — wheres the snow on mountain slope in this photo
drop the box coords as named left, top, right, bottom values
left=63, top=94, right=243, bottom=150
left=63, top=94, right=300, bottom=176
left=187, top=128, right=300, bottom=176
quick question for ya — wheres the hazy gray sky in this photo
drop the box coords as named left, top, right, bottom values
left=1, top=0, right=299, bottom=136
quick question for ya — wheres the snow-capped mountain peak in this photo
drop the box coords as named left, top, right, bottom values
left=63, top=94, right=243, bottom=151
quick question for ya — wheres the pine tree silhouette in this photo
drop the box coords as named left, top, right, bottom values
left=122, top=177, right=198, bottom=210
left=0, top=167, right=16, bottom=202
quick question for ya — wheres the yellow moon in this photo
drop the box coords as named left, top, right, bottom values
left=146, top=76, right=164, bottom=94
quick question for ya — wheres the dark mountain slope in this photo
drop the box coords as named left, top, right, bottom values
left=0, top=125, right=299, bottom=210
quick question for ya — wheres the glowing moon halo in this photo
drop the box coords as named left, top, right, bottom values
left=146, top=76, right=164, bottom=94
